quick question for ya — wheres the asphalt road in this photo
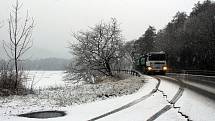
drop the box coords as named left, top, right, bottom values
left=89, top=73, right=215, bottom=121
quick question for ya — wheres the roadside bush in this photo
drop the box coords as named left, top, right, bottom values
left=0, top=61, right=27, bottom=96
left=49, top=74, right=144, bottom=106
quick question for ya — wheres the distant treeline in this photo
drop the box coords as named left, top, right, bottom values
left=0, top=58, right=70, bottom=70
left=128, top=0, right=215, bottom=70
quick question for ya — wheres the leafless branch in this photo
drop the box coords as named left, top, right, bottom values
left=68, top=18, right=123, bottom=82
left=3, top=0, right=35, bottom=89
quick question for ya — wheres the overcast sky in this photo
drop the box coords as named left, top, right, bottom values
left=0, top=0, right=205, bottom=59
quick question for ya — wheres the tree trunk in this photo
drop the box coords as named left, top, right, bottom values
left=14, top=42, right=18, bottom=89
left=14, top=57, right=18, bottom=89
left=105, top=61, right=113, bottom=76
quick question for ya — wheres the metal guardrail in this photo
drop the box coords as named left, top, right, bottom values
left=168, top=70, right=215, bottom=83
left=114, top=69, right=215, bottom=87
left=113, top=69, right=141, bottom=77
left=167, top=72, right=215, bottom=88
left=168, top=70, right=215, bottom=76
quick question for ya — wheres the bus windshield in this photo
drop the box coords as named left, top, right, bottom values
left=149, top=54, right=166, bottom=61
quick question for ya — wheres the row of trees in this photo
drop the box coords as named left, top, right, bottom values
left=69, top=0, right=215, bottom=83
left=23, top=58, right=70, bottom=70
left=126, top=0, right=215, bottom=70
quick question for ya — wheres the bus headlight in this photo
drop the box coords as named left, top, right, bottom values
left=148, top=67, right=152, bottom=71
left=163, top=66, right=167, bottom=70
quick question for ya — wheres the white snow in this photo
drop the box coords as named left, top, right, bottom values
left=176, top=88, right=215, bottom=121
left=98, top=92, right=185, bottom=121
left=156, top=108, right=185, bottom=121
left=158, top=75, right=215, bottom=121
left=0, top=72, right=146, bottom=120
left=0, top=75, right=156, bottom=121
left=1, top=72, right=215, bottom=121
left=25, top=71, right=66, bottom=89
left=158, top=77, right=180, bottom=101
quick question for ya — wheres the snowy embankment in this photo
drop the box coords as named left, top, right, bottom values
left=36, top=74, right=145, bottom=106
left=0, top=74, right=156, bottom=121
left=2, top=75, right=186, bottom=121
left=0, top=71, right=145, bottom=121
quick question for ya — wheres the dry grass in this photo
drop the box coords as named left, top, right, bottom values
left=0, top=62, right=29, bottom=96
left=36, top=74, right=145, bottom=106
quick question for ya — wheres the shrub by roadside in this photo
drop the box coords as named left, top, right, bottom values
left=0, top=62, right=28, bottom=96
left=0, top=73, right=145, bottom=116
left=38, top=74, right=145, bottom=106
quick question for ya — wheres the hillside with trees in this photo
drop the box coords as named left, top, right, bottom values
left=126, top=0, right=215, bottom=70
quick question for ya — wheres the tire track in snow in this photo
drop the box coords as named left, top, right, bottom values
left=87, top=77, right=161, bottom=121
left=147, top=76, right=192, bottom=121
left=147, top=105, right=172, bottom=121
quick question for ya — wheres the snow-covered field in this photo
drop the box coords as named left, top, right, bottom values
left=0, top=71, right=145, bottom=121
left=25, top=71, right=66, bottom=89
left=1, top=71, right=215, bottom=121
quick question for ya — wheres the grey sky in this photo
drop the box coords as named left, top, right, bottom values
left=0, top=0, right=204, bottom=59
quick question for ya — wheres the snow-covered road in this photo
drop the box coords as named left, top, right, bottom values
left=1, top=73, right=215, bottom=121
left=82, top=75, right=215, bottom=121
left=156, top=75, right=215, bottom=121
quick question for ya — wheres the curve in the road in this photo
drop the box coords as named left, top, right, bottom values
left=147, top=76, right=190, bottom=121
left=166, top=73, right=215, bottom=100
left=87, top=77, right=161, bottom=121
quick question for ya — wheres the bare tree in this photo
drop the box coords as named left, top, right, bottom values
left=68, top=18, right=123, bottom=82
left=123, top=40, right=136, bottom=62
left=2, top=0, right=34, bottom=89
